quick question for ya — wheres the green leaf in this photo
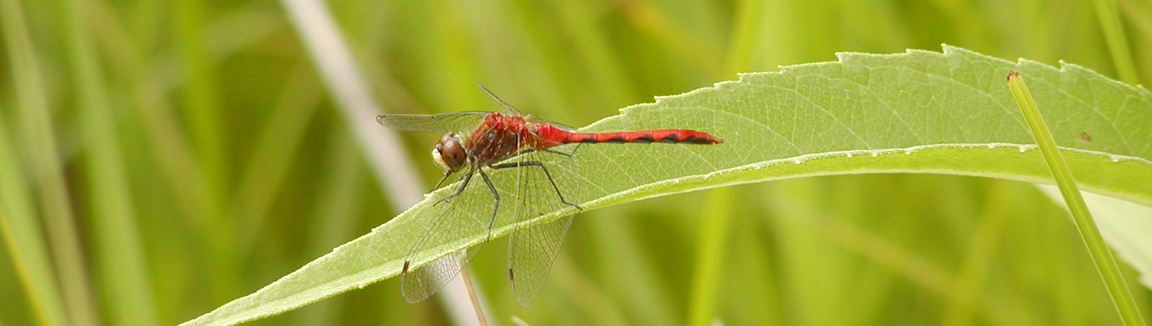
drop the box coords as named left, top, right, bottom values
left=180, top=45, right=1152, bottom=325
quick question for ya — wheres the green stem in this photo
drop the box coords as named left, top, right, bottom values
left=1007, top=72, right=1146, bottom=326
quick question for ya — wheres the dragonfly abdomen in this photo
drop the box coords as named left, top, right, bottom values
left=562, top=129, right=722, bottom=144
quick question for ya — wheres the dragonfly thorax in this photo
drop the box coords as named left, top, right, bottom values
left=432, top=132, right=468, bottom=173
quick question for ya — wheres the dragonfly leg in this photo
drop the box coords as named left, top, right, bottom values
left=543, top=147, right=575, bottom=157
left=432, top=171, right=453, bottom=190
left=490, top=161, right=582, bottom=210
left=476, top=169, right=501, bottom=242
left=546, top=143, right=581, bottom=158
left=434, top=169, right=473, bottom=206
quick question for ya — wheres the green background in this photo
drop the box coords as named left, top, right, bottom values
left=2, top=0, right=1151, bottom=325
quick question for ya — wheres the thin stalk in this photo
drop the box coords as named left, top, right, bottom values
left=1007, top=72, right=1146, bottom=326
left=460, top=268, right=489, bottom=326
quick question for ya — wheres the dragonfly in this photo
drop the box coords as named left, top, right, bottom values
left=377, top=83, right=722, bottom=306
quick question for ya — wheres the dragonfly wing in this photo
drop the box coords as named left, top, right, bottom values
left=377, top=111, right=487, bottom=133
left=503, top=142, right=582, bottom=306
left=401, top=248, right=479, bottom=303
left=508, top=215, right=574, bottom=306
left=399, top=172, right=491, bottom=303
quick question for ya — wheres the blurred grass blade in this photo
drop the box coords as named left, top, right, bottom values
left=686, top=187, right=732, bottom=326
left=588, top=211, right=679, bottom=325
left=298, top=129, right=366, bottom=325
left=552, top=0, right=637, bottom=106
left=63, top=0, right=159, bottom=324
left=1007, top=72, right=1144, bottom=326
left=0, top=105, right=68, bottom=326
left=940, top=182, right=1014, bottom=326
left=174, top=0, right=225, bottom=192
left=181, top=46, right=1152, bottom=325
left=1, top=0, right=100, bottom=324
left=1091, top=0, right=1140, bottom=85
left=174, top=0, right=239, bottom=305
left=232, top=65, right=324, bottom=254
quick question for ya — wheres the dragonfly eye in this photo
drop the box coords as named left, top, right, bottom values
left=432, top=132, right=467, bottom=172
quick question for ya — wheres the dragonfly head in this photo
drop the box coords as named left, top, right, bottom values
left=432, top=132, right=468, bottom=173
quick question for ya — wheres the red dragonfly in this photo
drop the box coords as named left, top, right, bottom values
left=377, top=84, right=722, bottom=306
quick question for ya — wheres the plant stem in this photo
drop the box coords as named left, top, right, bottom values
left=461, top=268, right=490, bottom=326
left=1007, top=71, right=1146, bottom=326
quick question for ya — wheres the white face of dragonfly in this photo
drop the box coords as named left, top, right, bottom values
left=432, top=132, right=468, bottom=173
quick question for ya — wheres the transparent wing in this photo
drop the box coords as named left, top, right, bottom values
left=522, top=115, right=578, bottom=132
left=377, top=112, right=488, bottom=133
left=399, top=172, right=490, bottom=303
left=400, top=248, right=478, bottom=303
left=508, top=215, right=573, bottom=306
left=503, top=142, right=582, bottom=306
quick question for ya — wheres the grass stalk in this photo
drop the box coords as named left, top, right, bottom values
left=1007, top=71, right=1146, bottom=326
